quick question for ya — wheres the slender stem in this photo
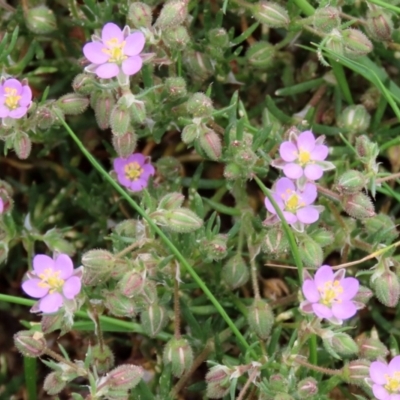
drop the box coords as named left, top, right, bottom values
left=293, top=356, right=341, bottom=376
left=293, top=0, right=315, bottom=16
left=174, top=265, right=181, bottom=339
left=248, top=239, right=260, bottom=300
left=236, top=369, right=259, bottom=400
left=115, top=241, right=141, bottom=258
left=376, top=172, right=400, bottom=183
left=55, top=113, right=253, bottom=354
left=44, top=348, right=84, bottom=373
left=316, top=184, right=341, bottom=202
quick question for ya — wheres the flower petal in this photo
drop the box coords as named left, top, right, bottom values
left=20, top=86, right=32, bottom=106
left=127, top=153, right=145, bottom=165
left=331, top=300, right=357, bottom=320
left=370, top=361, right=389, bottom=384
left=95, top=63, right=120, bottom=79
left=116, top=173, right=132, bottom=188
left=312, top=303, right=333, bottom=319
left=22, top=279, right=49, bottom=298
left=304, top=164, right=323, bottom=180
left=296, top=206, right=319, bottom=224
left=300, top=183, right=317, bottom=205
left=302, top=279, right=320, bottom=302
left=130, top=178, right=148, bottom=192
left=0, top=105, right=9, bottom=118
left=124, top=32, right=145, bottom=56
left=63, top=276, right=81, bottom=299
left=388, top=356, right=400, bottom=375
left=9, top=107, right=28, bottom=119
left=300, top=300, right=314, bottom=313
left=0, top=199, right=3, bottom=213
left=264, top=196, right=284, bottom=214
left=83, top=41, right=109, bottom=64
left=339, top=277, right=359, bottom=301
left=113, top=157, right=127, bottom=173
left=314, top=265, right=334, bottom=287
left=4, top=79, right=22, bottom=94
left=279, top=141, right=298, bottom=162
left=54, top=254, right=73, bottom=279
left=33, top=254, right=55, bottom=276
left=282, top=211, right=297, bottom=224
left=311, top=144, right=328, bottom=161
left=102, top=22, right=123, bottom=43
left=297, top=130, right=315, bottom=152
left=283, top=163, right=303, bottom=179
left=121, top=56, right=143, bottom=76
left=141, top=163, right=155, bottom=179
left=275, top=177, right=295, bottom=196
left=38, top=293, right=64, bottom=314
left=373, top=384, right=390, bottom=400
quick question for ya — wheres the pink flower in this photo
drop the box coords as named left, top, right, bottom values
left=0, top=198, right=3, bottom=214
left=264, top=177, right=321, bottom=228
left=370, top=357, right=400, bottom=400
left=271, top=130, right=334, bottom=180
left=300, top=265, right=360, bottom=325
left=83, top=22, right=145, bottom=79
left=0, top=79, right=32, bottom=119
left=113, top=153, right=155, bottom=192
left=22, top=254, right=82, bottom=314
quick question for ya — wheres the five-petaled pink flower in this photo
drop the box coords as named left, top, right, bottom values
left=264, top=177, right=321, bottom=229
left=114, top=153, right=155, bottom=192
left=0, top=79, right=32, bottom=119
left=271, top=130, right=334, bottom=181
left=300, top=265, right=360, bottom=325
left=83, top=22, right=145, bottom=79
left=22, top=254, right=82, bottom=314
left=370, top=356, right=400, bottom=400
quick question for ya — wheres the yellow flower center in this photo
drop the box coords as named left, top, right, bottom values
left=318, top=280, right=343, bottom=306
left=385, top=372, right=400, bottom=393
left=4, top=87, right=21, bottom=110
left=281, top=189, right=306, bottom=212
left=124, top=162, right=143, bottom=181
left=102, top=38, right=127, bottom=63
left=298, top=149, right=311, bottom=165
left=38, top=269, right=65, bottom=293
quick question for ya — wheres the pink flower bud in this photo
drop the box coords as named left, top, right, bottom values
left=343, top=192, right=375, bottom=220
left=56, top=93, right=89, bottom=115
left=357, top=336, right=388, bottom=360
left=365, top=9, right=393, bottom=41
left=141, top=303, right=168, bottom=337
left=199, top=129, right=222, bottom=161
left=297, top=377, right=318, bottom=398
left=205, top=365, right=231, bottom=399
left=94, top=91, right=116, bottom=130
left=14, top=330, right=47, bottom=357
left=252, top=1, right=289, bottom=28
left=222, top=254, right=249, bottom=290
left=107, top=364, right=144, bottom=391
left=118, top=272, right=145, bottom=298
left=41, top=313, right=72, bottom=335
left=372, top=269, right=400, bottom=307
left=187, top=93, right=214, bottom=117
left=342, top=28, right=373, bottom=58
left=127, top=2, right=153, bottom=28
left=155, top=0, right=188, bottom=30
left=112, top=131, right=138, bottom=159
left=312, top=6, right=340, bottom=33
left=110, top=103, right=131, bottom=136
left=103, top=290, right=137, bottom=318
left=163, top=338, right=194, bottom=377
left=72, top=73, right=97, bottom=95
left=341, top=359, right=370, bottom=385
left=43, top=372, right=66, bottom=395
left=13, top=131, right=32, bottom=160
left=247, top=299, right=274, bottom=340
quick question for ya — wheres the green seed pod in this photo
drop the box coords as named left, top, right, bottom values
left=181, top=124, right=200, bottom=144
left=89, top=344, right=115, bottom=374
left=200, top=234, right=228, bottom=261
left=127, top=2, right=153, bottom=28
left=13, top=131, right=32, bottom=160
left=164, top=77, right=187, bottom=98
left=268, top=374, right=287, bottom=392
left=56, top=93, right=89, bottom=115
left=163, top=338, right=194, bottom=377
left=184, top=51, right=214, bottom=82
left=233, top=148, right=257, bottom=168
left=326, top=332, right=359, bottom=356
left=43, top=372, right=66, bottom=396
left=298, top=237, right=323, bottom=268
left=309, top=228, right=333, bottom=248
left=222, top=254, right=249, bottom=290
left=156, top=156, right=182, bottom=180
left=112, top=131, right=138, bottom=158
left=94, top=91, right=116, bottom=130
left=262, top=227, right=289, bottom=254
left=35, top=105, right=61, bottom=130
left=336, top=170, right=366, bottom=194
left=355, top=135, right=377, bottom=159
left=338, top=104, right=371, bottom=134
left=246, top=41, right=275, bottom=69
left=297, top=377, right=318, bottom=399
left=325, top=29, right=343, bottom=55
left=247, top=299, right=274, bottom=340
left=118, top=272, right=145, bottom=298
left=372, top=270, right=400, bottom=307
left=103, top=291, right=137, bottom=318
left=14, top=330, right=47, bottom=358
left=25, top=6, right=57, bottom=34
left=313, top=6, right=340, bottom=33
left=155, top=0, right=188, bottom=30
left=206, top=365, right=231, bottom=399
left=208, top=28, right=230, bottom=48
left=110, top=103, right=131, bottom=136
left=252, top=1, right=289, bottom=28
left=164, top=208, right=203, bottom=233
left=342, top=28, right=373, bottom=58
left=364, top=214, right=398, bottom=245
left=198, top=130, right=222, bottom=161
left=158, top=192, right=185, bottom=210
left=82, top=249, right=115, bottom=285
left=341, top=359, right=371, bottom=386
left=187, top=93, right=214, bottom=117
left=365, top=9, right=393, bottom=41
left=72, top=73, right=97, bottom=95
left=141, top=303, right=168, bottom=337
left=163, top=26, right=190, bottom=50
left=358, top=336, right=389, bottom=360
left=343, top=192, right=375, bottom=220
left=107, top=364, right=144, bottom=391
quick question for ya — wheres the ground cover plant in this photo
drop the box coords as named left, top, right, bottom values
left=1, top=0, right=400, bottom=399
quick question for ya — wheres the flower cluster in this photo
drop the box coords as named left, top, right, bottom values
left=0, top=78, right=32, bottom=119
left=22, top=254, right=82, bottom=313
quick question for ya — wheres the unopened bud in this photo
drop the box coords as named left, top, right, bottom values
left=309, top=228, right=333, bottom=247
left=252, top=1, right=289, bottom=28
left=159, top=208, right=203, bottom=233
left=325, top=29, right=343, bottom=55
left=187, top=93, right=214, bottom=117
left=338, top=104, right=371, bottom=133
left=337, top=170, right=366, bottom=194
left=372, top=269, right=400, bottom=307
left=163, top=338, right=193, bottom=378
left=343, top=192, right=375, bottom=220
left=156, top=156, right=182, bottom=180
left=297, top=377, right=318, bottom=398
left=43, top=372, right=66, bottom=395
left=94, top=91, right=115, bottom=130
left=14, top=330, right=46, bottom=357
left=246, top=41, right=275, bottom=69
left=35, top=105, right=61, bottom=130
left=222, top=254, right=249, bottom=290
left=223, top=162, right=243, bottom=180
left=353, top=285, right=373, bottom=305
left=357, top=336, right=388, bottom=360
left=130, top=101, right=146, bottom=125
left=233, top=148, right=257, bottom=168
left=313, top=6, right=340, bottom=32
left=364, top=214, right=398, bottom=245
left=262, top=227, right=289, bottom=254
left=110, top=103, right=131, bottom=136
left=112, top=131, right=138, bottom=158
left=268, top=374, right=287, bottom=392
left=164, top=26, right=190, bottom=50
left=248, top=299, right=274, bottom=340
left=299, top=237, right=323, bottom=268
left=118, top=272, right=144, bottom=298
left=72, top=73, right=97, bottom=95
left=114, top=219, right=146, bottom=240
left=323, top=331, right=359, bottom=357
left=365, top=9, right=393, bottom=41
left=13, top=132, right=32, bottom=160
left=25, top=6, right=57, bottom=34
left=200, top=234, right=228, bottom=261
left=82, top=249, right=115, bottom=285
left=127, top=2, right=153, bottom=28
left=164, top=77, right=187, bottom=98
left=107, top=364, right=144, bottom=390
left=341, top=359, right=370, bottom=385
left=208, top=28, right=229, bottom=48
left=342, top=28, right=373, bottom=58
left=158, top=192, right=185, bottom=210
left=184, top=51, right=214, bottom=82
left=199, top=130, right=222, bottom=161
left=56, top=93, right=89, bottom=115
left=88, top=344, right=115, bottom=374
left=155, top=0, right=188, bottom=30
left=206, top=365, right=231, bottom=399
left=103, top=291, right=137, bottom=318
left=141, top=303, right=168, bottom=337
left=181, top=124, right=200, bottom=144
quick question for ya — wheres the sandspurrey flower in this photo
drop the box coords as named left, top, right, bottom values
left=264, top=177, right=322, bottom=231
left=0, top=79, right=32, bottom=119
left=0, top=198, right=3, bottom=214
left=271, top=130, right=335, bottom=181
left=300, top=265, right=361, bottom=325
left=370, top=356, right=400, bottom=400
left=83, top=22, right=145, bottom=79
left=114, top=153, right=155, bottom=192
left=22, top=254, right=82, bottom=314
